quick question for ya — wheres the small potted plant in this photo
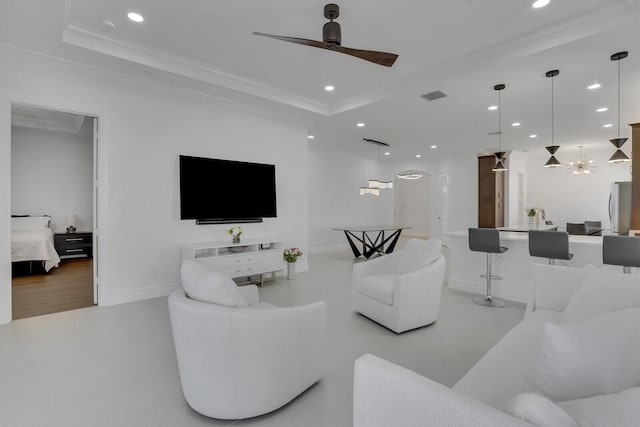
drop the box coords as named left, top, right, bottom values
left=283, top=248, right=303, bottom=280
left=227, top=226, right=242, bottom=243
left=526, top=208, right=537, bottom=228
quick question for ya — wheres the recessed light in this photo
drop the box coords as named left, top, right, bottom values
left=529, top=134, right=537, bottom=138
left=532, top=0, right=550, bottom=8
left=430, top=145, right=437, bottom=149
left=384, top=152, right=390, bottom=156
left=416, top=154, right=422, bottom=158
left=596, top=107, right=608, bottom=112
left=512, top=122, right=521, bottom=127
left=587, top=83, right=601, bottom=90
left=356, top=122, right=365, bottom=127
left=307, top=135, right=315, bottom=140
left=603, top=123, right=613, bottom=128
left=488, top=105, right=498, bottom=111
left=127, top=12, right=144, bottom=22
left=324, top=85, right=335, bottom=92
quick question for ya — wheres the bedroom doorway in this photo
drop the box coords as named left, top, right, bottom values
left=10, top=104, right=99, bottom=320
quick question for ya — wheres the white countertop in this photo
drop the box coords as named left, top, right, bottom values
left=444, top=229, right=604, bottom=245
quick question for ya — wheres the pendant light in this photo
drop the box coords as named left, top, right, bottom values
left=608, top=51, right=630, bottom=163
left=359, top=141, right=380, bottom=196
left=366, top=139, right=393, bottom=189
left=544, top=70, right=562, bottom=167
left=492, top=84, right=507, bottom=172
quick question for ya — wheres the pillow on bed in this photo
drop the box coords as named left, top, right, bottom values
left=11, top=216, right=50, bottom=231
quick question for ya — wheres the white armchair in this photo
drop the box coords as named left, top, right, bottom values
left=353, top=238, right=445, bottom=333
left=168, top=262, right=327, bottom=420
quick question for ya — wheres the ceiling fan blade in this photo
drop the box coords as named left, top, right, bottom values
left=253, top=32, right=329, bottom=49
left=253, top=32, right=399, bottom=67
left=329, top=45, right=398, bottom=67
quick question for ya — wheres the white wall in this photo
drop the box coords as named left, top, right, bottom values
left=506, top=151, right=527, bottom=226
left=0, top=48, right=309, bottom=324
left=436, top=154, right=478, bottom=233
left=11, top=125, right=93, bottom=232
left=524, top=144, right=631, bottom=229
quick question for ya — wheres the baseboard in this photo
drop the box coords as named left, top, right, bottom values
left=448, top=278, right=528, bottom=304
left=308, top=243, right=349, bottom=254
left=101, top=282, right=181, bottom=306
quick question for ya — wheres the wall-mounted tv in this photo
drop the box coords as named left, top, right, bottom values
left=180, top=155, right=277, bottom=224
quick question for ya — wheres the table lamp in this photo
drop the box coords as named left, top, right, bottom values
left=65, top=214, right=77, bottom=233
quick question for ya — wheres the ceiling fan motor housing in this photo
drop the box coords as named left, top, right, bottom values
left=323, top=21, right=341, bottom=45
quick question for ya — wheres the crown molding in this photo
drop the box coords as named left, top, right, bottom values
left=62, top=23, right=329, bottom=115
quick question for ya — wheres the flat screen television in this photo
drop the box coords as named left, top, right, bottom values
left=180, top=155, right=277, bottom=223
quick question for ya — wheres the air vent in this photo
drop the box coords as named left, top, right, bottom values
left=421, top=90, right=447, bottom=101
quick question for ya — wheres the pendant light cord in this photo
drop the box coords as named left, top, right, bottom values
left=617, top=57, right=621, bottom=139
left=551, top=74, right=555, bottom=145
left=498, top=89, right=502, bottom=151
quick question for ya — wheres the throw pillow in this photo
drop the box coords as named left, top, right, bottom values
left=181, top=260, right=247, bottom=307
left=502, top=393, right=576, bottom=427
left=562, top=265, right=640, bottom=323
left=522, top=307, right=640, bottom=402
left=558, top=386, right=640, bottom=427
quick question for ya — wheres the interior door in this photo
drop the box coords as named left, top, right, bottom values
left=92, top=117, right=99, bottom=304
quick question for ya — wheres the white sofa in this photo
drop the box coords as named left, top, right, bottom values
left=354, top=264, right=640, bottom=426
left=353, top=238, right=446, bottom=333
left=169, top=261, right=327, bottom=420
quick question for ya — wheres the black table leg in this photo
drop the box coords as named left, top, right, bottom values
left=344, top=231, right=362, bottom=257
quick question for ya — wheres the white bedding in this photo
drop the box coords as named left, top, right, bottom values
left=11, top=228, right=60, bottom=272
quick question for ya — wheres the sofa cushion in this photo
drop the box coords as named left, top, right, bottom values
left=396, top=239, right=440, bottom=275
left=562, top=266, right=640, bottom=323
left=181, top=260, right=248, bottom=307
left=522, top=308, right=640, bottom=402
left=501, top=393, right=577, bottom=427
left=557, top=386, right=640, bottom=427
left=357, top=274, right=396, bottom=305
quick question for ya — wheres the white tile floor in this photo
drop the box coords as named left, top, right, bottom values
left=0, top=245, right=525, bottom=426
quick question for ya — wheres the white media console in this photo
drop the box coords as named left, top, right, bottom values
left=182, top=239, right=284, bottom=286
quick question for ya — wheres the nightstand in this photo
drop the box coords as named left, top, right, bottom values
left=54, top=232, right=93, bottom=258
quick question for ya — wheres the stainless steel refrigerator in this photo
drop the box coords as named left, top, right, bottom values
left=610, top=181, right=632, bottom=235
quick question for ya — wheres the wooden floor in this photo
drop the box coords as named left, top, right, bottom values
left=12, top=258, right=94, bottom=320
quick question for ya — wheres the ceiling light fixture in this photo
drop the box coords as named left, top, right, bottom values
left=307, top=135, right=315, bottom=140
left=488, top=105, right=498, bottom=111
left=397, top=171, right=423, bottom=180
left=568, top=145, right=596, bottom=176
left=356, top=122, right=365, bottom=127
left=360, top=138, right=393, bottom=195
left=324, top=85, right=335, bottom=92
left=603, top=123, right=613, bottom=128
left=608, top=51, right=631, bottom=163
left=587, top=83, right=601, bottom=90
left=127, top=12, right=144, bottom=23
left=596, top=107, right=608, bottom=112
left=384, top=152, right=390, bottom=156
left=492, top=84, right=507, bottom=172
left=532, top=0, right=551, bottom=8
left=415, top=154, right=422, bottom=158
left=511, top=122, right=521, bottom=127
left=430, top=145, right=437, bottom=149
left=529, top=134, right=538, bottom=138
left=544, top=69, right=562, bottom=168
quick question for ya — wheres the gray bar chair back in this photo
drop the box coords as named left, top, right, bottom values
left=529, top=230, right=573, bottom=265
left=468, top=228, right=508, bottom=308
left=603, top=235, right=640, bottom=274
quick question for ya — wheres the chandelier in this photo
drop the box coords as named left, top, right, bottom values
left=567, top=146, right=596, bottom=176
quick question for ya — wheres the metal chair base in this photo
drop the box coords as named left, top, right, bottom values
left=472, top=296, right=507, bottom=308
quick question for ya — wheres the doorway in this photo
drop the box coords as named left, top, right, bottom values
left=394, top=170, right=431, bottom=238
left=10, top=104, right=99, bottom=319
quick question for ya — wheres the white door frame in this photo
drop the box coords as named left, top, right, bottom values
left=1, top=99, right=107, bottom=324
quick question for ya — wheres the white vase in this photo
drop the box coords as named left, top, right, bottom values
left=287, top=262, right=296, bottom=280
left=527, top=216, right=535, bottom=228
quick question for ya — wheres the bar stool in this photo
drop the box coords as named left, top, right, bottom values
left=528, top=230, right=573, bottom=265
left=468, top=228, right=508, bottom=308
left=603, top=235, right=640, bottom=274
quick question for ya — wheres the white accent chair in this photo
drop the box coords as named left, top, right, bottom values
left=352, top=238, right=446, bottom=333
left=168, top=261, right=327, bottom=420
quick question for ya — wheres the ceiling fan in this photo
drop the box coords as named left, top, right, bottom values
left=253, top=3, right=399, bottom=68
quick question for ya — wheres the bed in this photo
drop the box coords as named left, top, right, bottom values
left=11, top=216, right=61, bottom=273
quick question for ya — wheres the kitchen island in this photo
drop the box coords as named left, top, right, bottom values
left=445, top=229, right=637, bottom=303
